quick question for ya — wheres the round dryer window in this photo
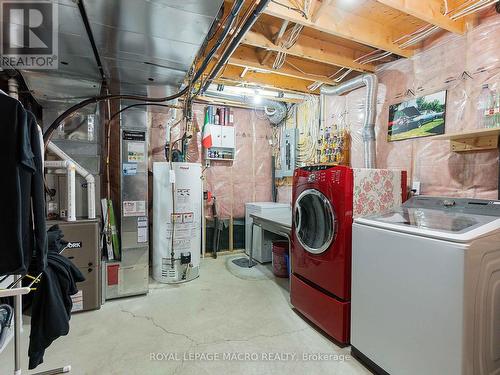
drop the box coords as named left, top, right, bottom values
left=294, top=189, right=336, bottom=254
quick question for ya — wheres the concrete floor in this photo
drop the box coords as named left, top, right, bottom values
left=1, top=256, right=370, bottom=375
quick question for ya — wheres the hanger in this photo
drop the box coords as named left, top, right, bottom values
left=0, top=89, right=7, bottom=96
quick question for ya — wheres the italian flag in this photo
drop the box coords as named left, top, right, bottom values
left=202, top=109, right=212, bottom=148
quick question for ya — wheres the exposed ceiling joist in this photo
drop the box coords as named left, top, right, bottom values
left=228, top=45, right=344, bottom=85
left=374, top=0, right=465, bottom=34
left=243, top=29, right=376, bottom=73
left=217, top=65, right=318, bottom=93
left=263, top=0, right=413, bottom=57
left=311, top=0, right=332, bottom=23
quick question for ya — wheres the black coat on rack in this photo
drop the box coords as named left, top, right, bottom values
left=0, top=94, right=47, bottom=276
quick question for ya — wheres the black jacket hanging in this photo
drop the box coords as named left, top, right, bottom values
left=0, top=94, right=31, bottom=275
left=0, top=95, right=48, bottom=276
left=28, top=241, right=85, bottom=370
left=26, top=111, right=48, bottom=274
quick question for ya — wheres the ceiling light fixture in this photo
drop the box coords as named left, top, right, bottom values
left=253, top=89, right=262, bottom=104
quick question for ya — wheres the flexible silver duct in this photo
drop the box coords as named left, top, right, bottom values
left=320, top=74, right=378, bottom=168
left=261, top=99, right=288, bottom=125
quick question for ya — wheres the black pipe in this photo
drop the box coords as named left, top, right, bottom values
left=202, top=0, right=272, bottom=92
left=77, top=0, right=106, bottom=85
left=42, top=0, right=247, bottom=146
left=191, top=0, right=244, bottom=84
left=42, top=90, right=188, bottom=146
left=271, top=156, right=277, bottom=202
left=107, top=102, right=180, bottom=125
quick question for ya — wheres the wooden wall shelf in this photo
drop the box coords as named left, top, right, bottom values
left=433, top=128, right=500, bottom=152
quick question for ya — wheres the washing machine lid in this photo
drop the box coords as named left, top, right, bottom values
left=294, top=189, right=336, bottom=254
left=355, top=197, right=500, bottom=243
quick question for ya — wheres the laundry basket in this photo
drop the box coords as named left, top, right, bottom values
left=272, top=241, right=289, bottom=278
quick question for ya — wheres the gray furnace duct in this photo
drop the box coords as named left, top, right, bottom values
left=104, top=105, right=149, bottom=299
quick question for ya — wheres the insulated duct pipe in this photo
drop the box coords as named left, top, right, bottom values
left=261, top=99, right=288, bottom=125
left=320, top=74, right=378, bottom=168
left=45, top=160, right=77, bottom=222
left=47, top=142, right=96, bottom=219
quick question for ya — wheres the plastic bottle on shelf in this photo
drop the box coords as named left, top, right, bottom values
left=478, top=84, right=492, bottom=128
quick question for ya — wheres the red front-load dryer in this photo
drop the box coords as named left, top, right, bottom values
left=290, top=165, right=406, bottom=345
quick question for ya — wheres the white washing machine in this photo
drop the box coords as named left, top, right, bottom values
left=351, top=196, right=500, bottom=375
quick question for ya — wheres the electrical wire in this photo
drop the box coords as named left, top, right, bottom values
left=392, top=0, right=496, bottom=50
left=272, top=23, right=304, bottom=69
left=271, top=0, right=308, bottom=18
left=271, top=0, right=310, bottom=71
left=295, top=95, right=319, bottom=165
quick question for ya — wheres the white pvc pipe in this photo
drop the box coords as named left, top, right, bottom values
left=45, top=160, right=76, bottom=221
left=67, top=163, right=76, bottom=221
left=45, top=160, right=70, bottom=169
left=47, top=142, right=96, bottom=219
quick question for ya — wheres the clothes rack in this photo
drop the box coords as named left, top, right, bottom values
left=1, top=80, right=71, bottom=374
left=0, top=247, right=71, bottom=375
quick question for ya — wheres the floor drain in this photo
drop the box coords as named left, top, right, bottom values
left=231, top=257, right=257, bottom=268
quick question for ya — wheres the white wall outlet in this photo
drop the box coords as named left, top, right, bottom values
left=412, top=181, right=421, bottom=195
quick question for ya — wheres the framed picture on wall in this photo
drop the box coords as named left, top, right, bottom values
left=387, top=90, right=447, bottom=142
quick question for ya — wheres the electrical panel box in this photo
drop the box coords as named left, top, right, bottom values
left=276, top=128, right=298, bottom=178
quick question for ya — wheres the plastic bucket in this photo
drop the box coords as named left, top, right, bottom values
left=272, top=241, right=289, bottom=278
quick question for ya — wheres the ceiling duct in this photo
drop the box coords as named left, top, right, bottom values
left=320, top=74, right=378, bottom=168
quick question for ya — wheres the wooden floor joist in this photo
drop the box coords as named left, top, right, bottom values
left=263, top=0, right=413, bottom=57
left=229, top=45, right=350, bottom=85
left=218, top=65, right=319, bottom=93
left=243, top=28, right=376, bottom=73
left=374, top=0, right=465, bottom=34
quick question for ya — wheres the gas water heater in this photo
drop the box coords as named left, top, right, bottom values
left=153, top=162, right=202, bottom=283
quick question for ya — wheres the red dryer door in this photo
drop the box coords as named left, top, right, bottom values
left=294, top=189, right=336, bottom=255
left=291, top=166, right=353, bottom=300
